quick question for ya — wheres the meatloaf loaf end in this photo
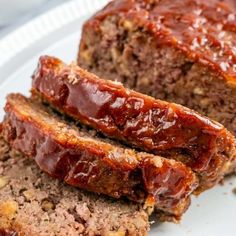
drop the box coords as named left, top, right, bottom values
left=32, top=55, right=236, bottom=192
left=0, top=136, right=150, bottom=236
left=78, top=0, right=236, bottom=136
left=1, top=93, right=198, bottom=221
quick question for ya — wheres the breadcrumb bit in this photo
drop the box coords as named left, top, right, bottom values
left=0, top=176, right=8, bottom=189
left=0, top=200, right=18, bottom=220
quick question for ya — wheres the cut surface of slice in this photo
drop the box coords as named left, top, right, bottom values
left=0, top=136, right=150, bottom=236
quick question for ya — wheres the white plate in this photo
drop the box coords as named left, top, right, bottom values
left=0, top=1, right=235, bottom=235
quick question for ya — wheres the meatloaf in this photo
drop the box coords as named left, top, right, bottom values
left=78, top=0, right=236, bottom=136
left=0, top=136, right=150, bottom=236
left=1, top=93, right=198, bottom=221
left=32, top=55, right=236, bottom=192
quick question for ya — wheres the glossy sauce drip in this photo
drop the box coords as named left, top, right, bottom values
left=92, top=0, right=236, bottom=82
left=32, top=56, right=236, bottom=191
left=2, top=94, right=198, bottom=217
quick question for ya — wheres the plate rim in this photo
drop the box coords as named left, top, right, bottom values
left=0, top=0, right=109, bottom=66
left=0, top=1, right=235, bottom=235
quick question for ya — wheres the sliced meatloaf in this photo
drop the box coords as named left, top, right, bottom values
left=78, top=0, right=236, bottom=136
left=0, top=136, right=150, bottom=236
left=1, top=93, right=198, bottom=221
left=32, top=55, right=236, bottom=192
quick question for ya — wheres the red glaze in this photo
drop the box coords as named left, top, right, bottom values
left=0, top=229, right=18, bottom=236
left=32, top=56, right=236, bottom=191
left=86, top=0, right=236, bottom=84
left=2, top=94, right=198, bottom=219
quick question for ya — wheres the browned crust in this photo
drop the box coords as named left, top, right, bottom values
left=1, top=93, right=197, bottom=220
left=0, top=136, right=150, bottom=236
left=80, top=0, right=236, bottom=84
left=32, top=55, right=236, bottom=191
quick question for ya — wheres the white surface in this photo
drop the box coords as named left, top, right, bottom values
left=0, top=0, right=72, bottom=39
left=0, top=0, right=46, bottom=25
left=0, top=1, right=235, bottom=235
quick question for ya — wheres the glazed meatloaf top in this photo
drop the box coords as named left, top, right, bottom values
left=2, top=93, right=198, bottom=220
left=32, top=56, right=236, bottom=192
left=84, top=0, right=236, bottom=85
left=0, top=136, right=150, bottom=236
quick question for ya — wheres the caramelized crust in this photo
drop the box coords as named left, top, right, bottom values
left=0, top=136, right=150, bottom=235
left=1, top=94, right=198, bottom=220
left=32, top=56, right=236, bottom=191
left=82, top=0, right=236, bottom=84
left=78, top=0, right=236, bottom=136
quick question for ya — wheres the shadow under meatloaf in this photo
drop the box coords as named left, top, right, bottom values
left=0, top=136, right=150, bottom=236
left=78, top=0, right=236, bottom=136
left=1, top=93, right=198, bottom=222
left=31, top=56, right=236, bottom=193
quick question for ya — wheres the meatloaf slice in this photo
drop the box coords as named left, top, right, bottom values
left=1, top=93, right=198, bottom=221
left=0, top=136, right=150, bottom=236
left=32, top=55, right=236, bottom=192
left=78, top=0, right=236, bottom=136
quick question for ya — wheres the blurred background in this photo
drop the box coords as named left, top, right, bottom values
left=0, top=0, right=72, bottom=38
